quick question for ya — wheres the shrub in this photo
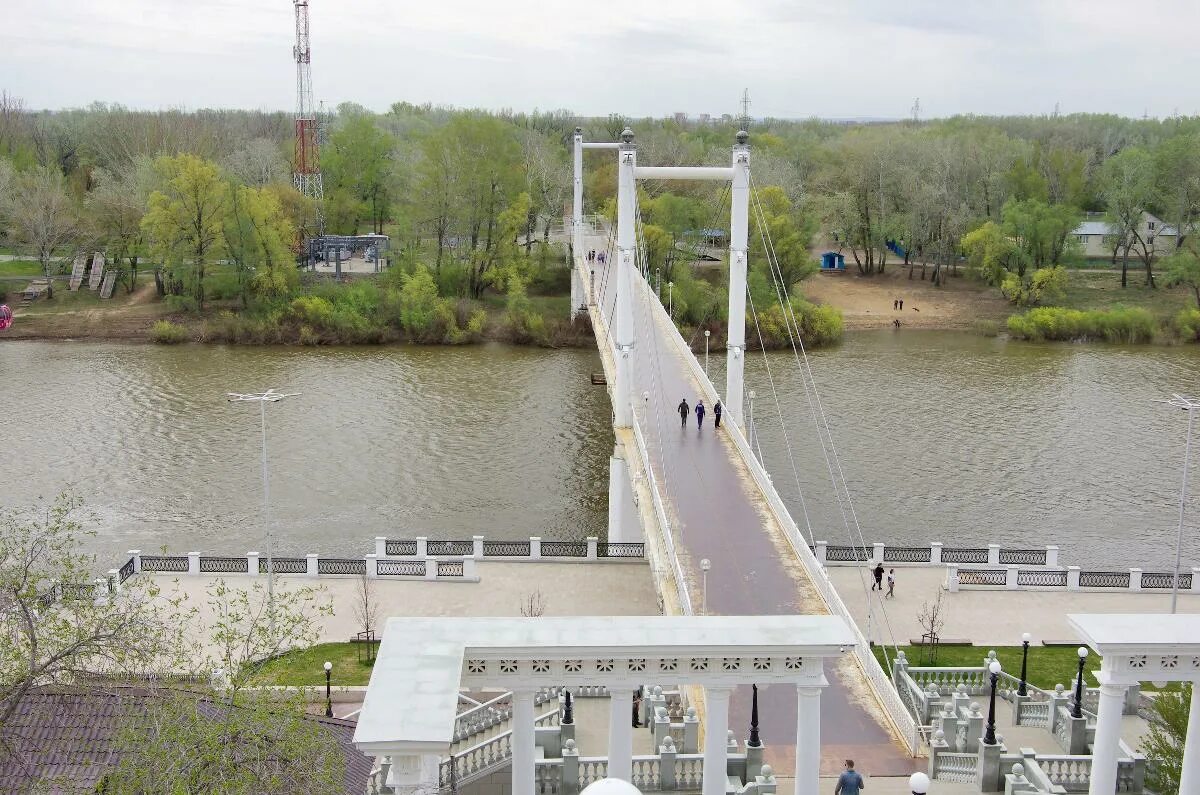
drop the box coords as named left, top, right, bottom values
left=149, top=320, right=190, bottom=344
left=1007, top=306, right=1157, bottom=343
left=290, top=295, right=334, bottom=328
left=972, top=319, right=1001, bottom=337
left=1173, top=309, right=1200, bottom=341
left=505, top=277, right=546, bottom=344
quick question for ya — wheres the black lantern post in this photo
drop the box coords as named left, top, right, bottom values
left=1018, top=632, right=1031, bottom=697
left=1072, top=646, right=1089, bottom=719
left=563, top=689, right=574, bottom=725
left=748, top=684, right=761, bottom=748
left=324, top=660, right=333, bottom=717
left=983, top=660, right=1002, bottom=745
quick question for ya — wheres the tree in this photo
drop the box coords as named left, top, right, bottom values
left=474, top=192, right=532, bottom=298
left=323, top=116, right=395, bottom=235
left=223, top=183, right=299, bottom=307
left=748, top=185, right=817, bottom=289
left=1164, top=239, right=1200, bottom=308
left=222, top=137, right=289, bottom=187
left=1099, top=147, right=1156, bottom=287
left=0, top=494, right=181, bottom=726
left=88, top=157, right=155, bottom=293
left=962, top=221, right=1020, bottom=286
left=6, top=166, right=78, bottom=296
left=1143, top=683, right=1190, bottom=795
left=142, top=154, right=228, bottom=308
left=1154, top=134, right=1200, bottom=251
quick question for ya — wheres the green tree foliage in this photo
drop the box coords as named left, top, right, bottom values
left=224, top=183, right=299, bottom=306
left=1143, top=683, right=1190, bottom=795
left=749, top=185, right=817, bottom=288
left=1163, top=238, right=1200, bottom=308
left=323, top=115, right=395, bottom=235
left=1099, top=147, right=1157, bottom=286
left=505, top=276, right=545, bottom=343
left=142, top=154, right=228, bottom=309
left=1007, top=306, right=1157, bottom=343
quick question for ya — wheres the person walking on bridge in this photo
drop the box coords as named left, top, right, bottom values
left=834, top=759, right=865, bottom=795
left=713, top=400, right=723, bottom=428
left=695, top=400, right=706, bottom=430
left=678, top=398, right=690, bottom=428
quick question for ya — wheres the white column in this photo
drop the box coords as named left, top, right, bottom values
left=724, top=132, right=750, bottom=428
left=1179, top=684, right=1200, bottom=795
left=614, top=130, right=637, bottom=428
left=511, top=688, right=536, bottom=795
left=608, top=687, right=634, bottom=783
left=794, top=686, right=822, bottom=795
left=1088, top=683, right=1127, bottom=795
left=703, top=686, right=732, bottom=795
left=571, top=128, right=584, bottom=319
left=608, top=447, right=629, bottom=544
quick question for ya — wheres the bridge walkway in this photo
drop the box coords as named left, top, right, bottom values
left=577, top=228, right=914, bottom=776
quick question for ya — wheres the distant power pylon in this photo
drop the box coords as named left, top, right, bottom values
left=911, top=97, right=920, bottom=124
left=292, top=1, right=323, bottom=206
left=739, top=88, right=752, bottom=130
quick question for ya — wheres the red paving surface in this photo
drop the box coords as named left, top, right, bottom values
left=587, top=239, right=914, bottom=776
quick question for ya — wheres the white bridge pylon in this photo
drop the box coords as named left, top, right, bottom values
left=572, top=127, right=751, bottom=429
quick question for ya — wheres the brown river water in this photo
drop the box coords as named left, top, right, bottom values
left=2, top=330, right=1198, bottom=569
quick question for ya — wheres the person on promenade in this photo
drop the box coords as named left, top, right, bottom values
left=834, top=759, right=865, bottom=795
left=893, top=298, right=898, bottom=310
left=695, top=400, right=706, bottom=429
left=713, top=400, right=723, bottom=428
left=886, top=569, right=896, bottom=599
left=898, top=298, right=904, bottom=310
left=872, top=562, right=884, bottom=590
left=678, top=398, right=690, bottom=428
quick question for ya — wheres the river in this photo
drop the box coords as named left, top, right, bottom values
left=1, top=332, right=1198, bottom=569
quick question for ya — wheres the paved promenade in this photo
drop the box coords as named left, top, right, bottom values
left=825, top=565, right=1200, bottom=646
left=584, top=234, right=914, bottom=776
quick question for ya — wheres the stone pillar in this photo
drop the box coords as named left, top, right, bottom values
left=608, top=687, right=635, bottom=783
left=415, top=536, right=428, bottom=558
left=1178, top=684, right=1200, bottom=795
left=365, top=554, right=378, bottom=577
left=977, top=738, right=1004, bottom=792
left=473, top=535, right=484, bottom=558
left=930, top=542, right=943, bottom=565
left=1191, top=567, right=1200, bottom=593
left=1088, top=683, right=1127, bottom=795
left=375, top=536, right=386, bottom=558
left=703, top=687, right=732, bottom=795
left=814, top=541, right=827, bottom=564
left=306, top=553, right=319, bottom=577
left=531, top=537, right=542, bottom=559
left=947, top=565, right=960, bottom=592
left=187, top=552, right=200, bottom=576
left=988, top=544, right=1001, bottom=565
left=463, top=557, right=478, bottom=581
left=587, top=537, right=598, bottom=560
left=683, top=706, right=700, bottom=753
left=793, top=686, right=821, bottom=795
left=1005, top=567, right=1019, bottom=589
left=653, top=705, right=671, bottom=748
left=1129, top=568, right=1143, bottom=591
left=872, top=543, right=885, bottom=564
left=562, top=739, right=579, bottom=795
left=129, top=550, right=142, bottom=574
left=659, top=736, right=678, bottom=790
left=424, top=559, right=437, bottom=580
left=1067, top=566, right=1081, bottom=590
left=1045, top=545, right=1059, bottom=567
left=512, top=688, right=536, bottom=795
left=247, top=552, right=259, bottom=576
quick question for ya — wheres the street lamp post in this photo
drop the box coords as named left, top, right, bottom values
left=324, top=660, right=333, bottom=717
left=228, top=388, right=298, bottom=643
left=590, top=269, right=596, bottom=306
left=668, top=282, right=673, bottom=318
left=1018, top=632, right=1031, bottom=697
left=1072, top=646, right=1089, bottom=719
left=700, top=558, right=711, bottom=614
left=983, top=660, right=1002, bottom=745
left=656, top=267, right=661, bottom=299
left=1157, top=394, right=1200, bottom=614
left=704, top=330, right=711, bottom=378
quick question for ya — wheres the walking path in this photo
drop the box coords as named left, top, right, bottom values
left=582, top=232, right=914, bottom=776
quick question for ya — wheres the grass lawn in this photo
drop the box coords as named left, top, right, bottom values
left=251, top=641, right=377, bottom=687
left=19, top=287, right=108, bottom=313
left=1055, top=270, right=1194, bottom=318
left=0, top=259, right=43, bottom=278
left=873, top=645, right=1093, bottom=692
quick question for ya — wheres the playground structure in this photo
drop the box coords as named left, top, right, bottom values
left=306, top=233, right=391, bottom=276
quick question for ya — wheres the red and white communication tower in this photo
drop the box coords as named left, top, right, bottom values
left=292, top=0, right=322, bottom=203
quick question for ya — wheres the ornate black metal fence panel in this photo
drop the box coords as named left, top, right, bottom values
left=438, top=561, right=465, bottom=577
left=598, top=542, right=644, bottom=558
left=318, top=558, right=367, bottom=576
left=141, top=555, right=189, bottom=573
left=200, top=556, right=249, bottom=573
left=957, top=568, right=1006, bottom=586
left=62, top=582, right=97, bottom=600
left=386, top=540, right=418, bottom=556
left=1018, top=570, right=1067, bottom=587
left=826, top=545, right=871, bottom=562
left=428, top=540, right=474, bottom=556
left=119, top=557, right=136, bottom=583
left=1079, top=571, right=1130, bottom=588
left=483, top=541, right=532, bottom=557
left=884, top=546, right=932, bottom=563
left=378, top=560, right=425, bottom=576
left=541, top=541, right=587, bottom=558
left=258, top=557, right=308, bottom=574
left=942, top=548, right=989, bottom=564
left=1141, top=571, right=1192, bottom=590
left=999, top=549, right=1047, bottom=565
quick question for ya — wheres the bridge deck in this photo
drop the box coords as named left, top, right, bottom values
left=579, top=231, right=914, bottom=776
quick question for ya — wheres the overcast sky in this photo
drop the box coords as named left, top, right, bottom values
left=4, top=0, right=1199, bottom=119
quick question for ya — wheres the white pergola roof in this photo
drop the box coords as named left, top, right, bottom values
left=353, top=615, right=856, bottom=755
left=1069, top=613, right=1200, bottom=684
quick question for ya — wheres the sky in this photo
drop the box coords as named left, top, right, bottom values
left=3, top=0, right=1200, bottom=119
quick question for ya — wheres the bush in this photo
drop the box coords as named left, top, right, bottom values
left=754, top=298, right=843, bottom=348
left=1007, top=306, right=1157, bottom=343
left=1173, top=309, right=1200, bottom=341
left=972, top=319, right=1001, bottom=337
left=149, top=320, right=190, bottom=344
left=504, top=278, right=546, bottom=344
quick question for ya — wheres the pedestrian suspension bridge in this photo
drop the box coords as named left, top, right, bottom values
left=567, top=128, right=919, bottom=776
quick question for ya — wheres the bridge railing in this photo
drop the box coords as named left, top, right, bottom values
left=629, top=268, right=923, bottom=754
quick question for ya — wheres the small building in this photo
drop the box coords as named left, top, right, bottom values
left=1072, top=211, right=1178, bottom=259
left=820, top=251, right=846, bottom=271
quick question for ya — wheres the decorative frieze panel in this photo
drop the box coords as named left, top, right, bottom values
left=457, top=655, right=823, bottom=684
left=1102, top=652, right=1200, bottom=684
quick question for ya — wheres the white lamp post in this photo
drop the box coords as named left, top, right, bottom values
left=909, top=771, right=930, bottom=794
left=1157, top=393, right=1200, bottom=614
left=228, top=388, right=299, bottom=642
left=700, top=558, right=711, bottom=614
left=704, top=329, right=711, bottom=378
left=667, top=281, right=673, bottom=318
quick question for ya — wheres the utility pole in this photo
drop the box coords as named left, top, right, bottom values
left=292, top=1, right=323, bottom=233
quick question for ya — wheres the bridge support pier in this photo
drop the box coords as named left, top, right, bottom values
left=608, top=445, right=641, bottom=544
left=613, top=128, right=637, bottom=428
left=571, top=128, right=583, bottom=321
left=724, top=131, right=751, bottom=429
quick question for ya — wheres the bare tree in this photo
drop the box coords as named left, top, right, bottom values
left=6, top=166, right=78, bottom=296
left=916, top=590, right=947, bottom=664
left=520, top=590, right=546, bottom=618
left=353, top=571, right=378, bottom=640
